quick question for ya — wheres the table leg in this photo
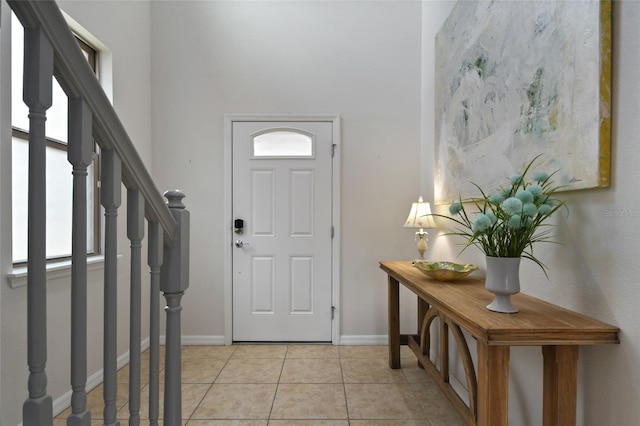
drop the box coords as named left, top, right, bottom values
left=440, top=317, right=449, bottom=383
left=477, top=343, right=510, bottom=426
left=418, top=297, right=429, bottom=332
left=542, top=346, right=578, bottom=426
left=417, top=298, right=429, bottom=368
left=388, top=274, right=401, bottom=369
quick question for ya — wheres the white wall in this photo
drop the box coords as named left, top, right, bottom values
left=0, top=1, right=153, bottom=424
left=150, top=0, right=424, bottom=341
left=423, top=1, right=640, bottom=425
left=1, top=0, right=638, bottom=424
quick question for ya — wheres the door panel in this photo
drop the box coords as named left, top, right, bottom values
left=232, top=121, right=333, bottom=341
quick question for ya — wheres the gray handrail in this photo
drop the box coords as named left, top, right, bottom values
left=7, top=1, right=188, bottom=425
left=8, top=0, right=177, bottom=247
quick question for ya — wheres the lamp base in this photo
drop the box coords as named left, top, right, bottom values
left=415, top=230, right=428, bottom=260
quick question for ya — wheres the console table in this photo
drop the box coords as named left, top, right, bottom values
left=380, top=260, right=619, bottom=426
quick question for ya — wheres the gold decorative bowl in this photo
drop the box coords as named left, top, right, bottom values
left=412, top=261, right=479, bottom=282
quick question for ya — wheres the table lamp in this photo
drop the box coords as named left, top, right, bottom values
left=403, top=196, right=436, bottom=261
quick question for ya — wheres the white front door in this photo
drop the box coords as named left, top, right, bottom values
left=232, top=121, right=333, bottom=341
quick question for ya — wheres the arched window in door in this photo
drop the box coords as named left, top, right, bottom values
left=252, top=129, right=314, bottom=158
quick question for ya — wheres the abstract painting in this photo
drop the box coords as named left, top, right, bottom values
left=434, top=0, right=611, bottom=204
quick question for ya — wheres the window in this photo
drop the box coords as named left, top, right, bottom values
left=11, top=13, right=100, bottom=264
left=252, top=130, right=314, bottom=158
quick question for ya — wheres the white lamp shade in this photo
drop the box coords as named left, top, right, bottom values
left=404, top=196, right=436, bottom=229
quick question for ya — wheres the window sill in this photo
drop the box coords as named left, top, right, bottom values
left=7, top=255, right=106, bottom=289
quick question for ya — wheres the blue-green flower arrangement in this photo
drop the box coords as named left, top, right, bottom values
left=436, top=156, right=567, bottom=275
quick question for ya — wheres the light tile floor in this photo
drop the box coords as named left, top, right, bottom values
left=56, top=344, right=466, bottom=425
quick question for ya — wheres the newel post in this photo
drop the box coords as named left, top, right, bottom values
left=160, top=190, right=189, bottom=426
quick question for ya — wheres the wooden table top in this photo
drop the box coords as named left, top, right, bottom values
left=380, top=260, right=620, bottom=346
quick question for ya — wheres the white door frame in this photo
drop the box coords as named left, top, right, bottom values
left=223, top=114, right=341, bottom=345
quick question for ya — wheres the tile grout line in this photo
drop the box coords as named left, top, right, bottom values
left=183, top=360, right=226, bottom=422
left=339, top=347, right=352, bottom=422
left=56, top=345, right=464, bottom=424
left=183, top=345, right=238, bottom=423
left=266, top=344, right=288, bottom=421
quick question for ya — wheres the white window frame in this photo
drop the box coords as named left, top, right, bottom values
left=7, top=11, right=113, bottom=288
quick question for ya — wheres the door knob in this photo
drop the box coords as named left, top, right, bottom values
left=235, top=240, right=245, bottom=248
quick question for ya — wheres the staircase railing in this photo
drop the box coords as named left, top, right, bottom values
left=6, top=0, right=189, bottom=425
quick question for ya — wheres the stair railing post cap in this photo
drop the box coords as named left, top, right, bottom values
left=164, top=190, right=186, bottom=209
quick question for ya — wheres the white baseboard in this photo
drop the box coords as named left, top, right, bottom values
left=158, top=334, right=390, bottom=346
left=47, top=334, right=467, bottom=424
left=162, top=335, right=388, bottom=346
left=51, top=338, right=151, bottom=418
left=50, top=333, right=389, bottom=418
left=338, top=335, right=388, bottom=345
left=167, top=335, right=388, bottom=346
left=52, top=335, right=228, bottom=418
left=159, top=335, right=227, bottom=346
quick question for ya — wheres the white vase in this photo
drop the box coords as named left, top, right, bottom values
left=485, top=256, right=521, bottom=313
